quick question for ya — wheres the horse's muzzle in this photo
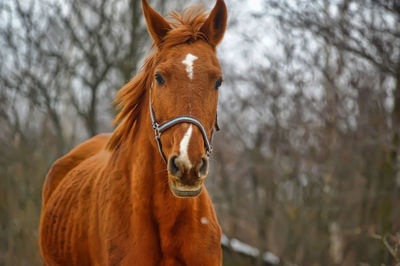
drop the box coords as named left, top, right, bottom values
left=167, top=155, right=208, bottom=197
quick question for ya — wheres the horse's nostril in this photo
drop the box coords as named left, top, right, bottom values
left=168, top=155, right=181, bottom=177
left=199, top=157, right=208, bottom=177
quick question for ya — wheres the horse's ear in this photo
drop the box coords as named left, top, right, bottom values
left=199, top=0, right=227, bottom=47
left=142, top=0, right=171, bottom=46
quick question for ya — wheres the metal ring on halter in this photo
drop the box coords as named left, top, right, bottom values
left=149, top=86, right=218, bottom=164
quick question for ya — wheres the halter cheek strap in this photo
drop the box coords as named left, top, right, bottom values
left=149, top=87, right=218, bottom=164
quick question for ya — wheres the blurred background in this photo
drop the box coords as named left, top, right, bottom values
left=1, top=0, right=399, bottom=265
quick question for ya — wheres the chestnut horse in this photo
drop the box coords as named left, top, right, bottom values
left=39, top=0, right=227, bottom=265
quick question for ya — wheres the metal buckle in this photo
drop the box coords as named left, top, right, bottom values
left=152, top=122, right=161, bottom=139
left=206, top=145, right=213, bottom=157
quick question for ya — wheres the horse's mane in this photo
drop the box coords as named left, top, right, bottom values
left=106, top=6, right=209, bottom=151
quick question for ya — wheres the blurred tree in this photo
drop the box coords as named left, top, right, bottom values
left=208, top=0, right=400, bottom=265
left=0, top=0, right=156, bottom=142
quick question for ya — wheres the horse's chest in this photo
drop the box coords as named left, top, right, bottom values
left=156, top=217, right=222, bottom=265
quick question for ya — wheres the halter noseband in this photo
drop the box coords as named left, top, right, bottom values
left=149, top=86, right=219, bottom=164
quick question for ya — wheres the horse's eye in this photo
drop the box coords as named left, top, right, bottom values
left=215, top=77, right=223, bottom=89
left=155, top=73, right=165, bottom=85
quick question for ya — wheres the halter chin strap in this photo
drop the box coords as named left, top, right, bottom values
left=149, top=87, right=219, bottom=164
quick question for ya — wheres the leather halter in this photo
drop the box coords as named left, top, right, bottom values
left=149, top=86, right=219, bottom=164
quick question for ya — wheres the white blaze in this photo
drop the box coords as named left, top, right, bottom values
left=179, top=125, right=193, bottom=167
left=182, top=53, right=198, bottom=80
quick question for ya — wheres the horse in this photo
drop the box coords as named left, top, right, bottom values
left=39, top=0, right=227, bottom=265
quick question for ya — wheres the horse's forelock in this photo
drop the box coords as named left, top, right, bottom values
left=162, top=6, right=209, bottom=47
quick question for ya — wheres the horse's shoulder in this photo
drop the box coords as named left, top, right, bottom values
left=42, top=133, right=111, bottom=205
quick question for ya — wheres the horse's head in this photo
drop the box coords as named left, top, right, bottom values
left=142, top=0, right=227, bottom=198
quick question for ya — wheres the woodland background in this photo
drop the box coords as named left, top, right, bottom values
left=1, top=0, right=400, bottom=265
